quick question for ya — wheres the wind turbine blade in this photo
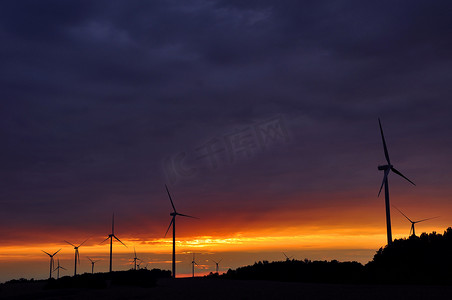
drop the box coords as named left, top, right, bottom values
left=283, top=252, right=288, bottom=259
left=61, top=267, right=67, bottom=270
left=415, top=216, right=440, bottom=223
left=212, top=260, right=218, bottom=264
left=112, top=213, right=115, bottom=235
left=391, top=167, right=415, bottom=186
left=378, top=118, right=391, bottom=165
left=78, top=238, right=89, bottom=248
left=392, top=205, right=413, bottom=223
left=218, top=258, right=223, bottom=263
left=164, top=217, right=174, bottom=238
left=410, top=226, right=413, bottom=236
left=165, top=184, right=177, bottom=212
left=87, top=257, right=93, bottom=263
left=176, top=213, right=199, bottom=219
left=42, top=250, right=51, bottom=256
left=378, top=169, right=389, bottom=197
left=100, top=236, right=110, bottom=244
left=53, top=249, right=62, bottom=256
left=64, top=240, right=76, bottom=247
left=77, top=250, right=80, bottom=265
left=134, top=247, right=137, bottom=258
left=114, top=235, right=127, bottom=247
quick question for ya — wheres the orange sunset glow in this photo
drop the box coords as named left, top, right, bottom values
left=1, top=0, right=452, bottom=287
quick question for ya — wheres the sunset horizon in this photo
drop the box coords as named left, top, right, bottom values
left=1, top=0, right=452, bottom=289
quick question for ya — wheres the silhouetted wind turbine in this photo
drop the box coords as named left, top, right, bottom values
left=212, top=258, right=222, bottom=273
left=101, top=214, right=127, bottom=272
left=164, top=184, right=198, bottom=278
left=87, top=257, right=100, bottom=274
left=64, top=238, right=89, bottom=276
left=191, top=253, right=198, bottom=278
left=131, top=247, right=141, bottom=270
left=393, top=206, right=439, bottom=237
left=377, top=118, right=416, bottom=245
left=283, top=252, right=293, bottom=261
left=54, top=259, right=66, bottom=279
left=42, top=249, right=61, bottom=279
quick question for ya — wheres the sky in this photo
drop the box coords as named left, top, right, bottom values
left=1, top=0, right=452, bottom=282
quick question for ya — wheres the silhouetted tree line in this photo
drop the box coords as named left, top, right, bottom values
left=221, top=259, right=363, bottom=284
left=0, top=269, right=171, bottom=290
left=365, top=227, right=452, bottom=284
left=44, top=269, right=171, bottom=289
left=218, top=228, right=452, bottom=285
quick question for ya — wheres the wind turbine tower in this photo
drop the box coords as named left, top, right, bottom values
left=42, top=249, right=61, bottom=279
left=212, top=258, right=222, bottom=274
left=101, top=214, right=127, bottom=272
left=164, top=184, right=198, bottom=278
left=132, top=247, right=141, bottom=270
left=54, top=259, right=66, bottom=279
left=87, top=257, right=100, bottom=274
left=377, top=118, right=416, bottom=245
left=393, top=206, right=439, bottom=237
left=64, top=238, right=88, bottom=276
left=191, top=253, right=198, bottom=278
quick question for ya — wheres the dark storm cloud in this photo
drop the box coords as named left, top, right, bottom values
left=1, top=1, right=451, bottom=238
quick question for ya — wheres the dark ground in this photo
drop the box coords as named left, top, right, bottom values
left=1, top=277, right=452, bottom=300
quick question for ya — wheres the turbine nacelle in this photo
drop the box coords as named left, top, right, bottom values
left=378, top=164, right=392, bottom=171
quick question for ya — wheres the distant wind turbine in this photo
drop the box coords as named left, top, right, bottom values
left=131, top=247, right=141, bottom=270
left=212, top=258, right=222, bottom=274
left=42, top=249, right=61, bottom=279
left=87, top=257, right=100, bottom=274
left=191, top=253, right=198, bottom=278
left=64, top=238, right=89, bottom=276
left=283, top=252, right=293, bottom=261
left=377, top=118, right=416, bottom=245
left=54, top=259, right=66, bottom=280
left=393, top=206, right=439, bottom=237
left=164, top=184, right=198, bottom=278
left=101, top=214, right=127, bottom=272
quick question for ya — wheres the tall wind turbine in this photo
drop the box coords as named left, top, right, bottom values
left=393, top=206, right=439, bottom=237
left=191, top=253, right=198, bottom=278
left=87, top=257, right=100, bottom=274
left=212, top=258, right=222, bottom=274
left=131, top=247, right=141, bottom=270
left=64, top=238, right=89, bottom=276
left=101, top=214, right=127, bottom=272
left=42, top=249, right=61, bottom=279
left=164, top=184, right=198, bottom=279
left=54, top=259, right=66, bottom=280
left=377, top=118, right=416, bottom=245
